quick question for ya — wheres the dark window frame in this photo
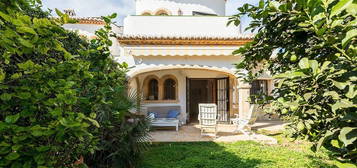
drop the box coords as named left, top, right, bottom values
left=163, top=78, right=176, bottom=100
left=250, top=80, right=268, bottom=95
left=148, top=79, right=159, bottom=100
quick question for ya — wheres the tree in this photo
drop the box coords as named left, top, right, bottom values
left=229, top=0, right=356, bottom=165
left=0, top=1, right=102, bottom=167
left=0, top=1, right=150, bottom=167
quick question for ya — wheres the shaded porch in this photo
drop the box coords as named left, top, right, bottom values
left=149, top=121, right=284, bottom=144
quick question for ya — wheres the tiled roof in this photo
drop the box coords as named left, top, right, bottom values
left=125, top=46, right=239, bottom=56
left=118, top=34, right=254, bottom=40
left=75, top=17, right=105, bottom=25
left=117, top=34, right=254, bottom=45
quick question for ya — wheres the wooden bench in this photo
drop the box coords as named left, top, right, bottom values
left=147, top=106, right=181, bottom=131
left=151, top=118, right=179, bottom=131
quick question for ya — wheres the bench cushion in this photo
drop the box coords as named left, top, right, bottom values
left=147, top=106, right=181, bottom=118
left=167, top=109, right=180, bottom=118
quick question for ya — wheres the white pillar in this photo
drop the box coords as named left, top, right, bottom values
left=237, top=79, right=251, bottom=119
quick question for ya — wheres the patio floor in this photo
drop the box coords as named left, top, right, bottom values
left=149, top=120, right=285, bottom=144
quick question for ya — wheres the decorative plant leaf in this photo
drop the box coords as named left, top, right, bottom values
left=5, top=152, right=20, bottom=161
left=274, top=71, right=306, bottom=78
left=335, top=162, right=357, bottom=168
left=298, top=58, right=310, bottom=69
left=304, top=92, right=313, bottom=101
left=17, top=60, right=35, bottom=70
left=5, top=113, right=20, bottom=124
left=17, top=27, right=37, bottom=35
left=331, top=99, right=354, bottom=112
left=332, top=80, right=349, bottom=90
left=316, top=130, right=334, bottom=151
left=0, top=69, right=5, bottom=83
left=346, top=3, right=357, bottom=15
left=17, top=92, right=31, bottom=99
left=330, top=0, right=353, bottom=17
left=338, top=127, right=357, bottom=146
left=323, top=91, right=340, bottom=99
left=342, top=29, right=357, bottom=48
left=309, top=60, right=318, bottom=75
left=18, top=38, right=33, bottom=48
left=0, top=93, right=12, bottom=101
left=346, top=85, right=356, bottom=98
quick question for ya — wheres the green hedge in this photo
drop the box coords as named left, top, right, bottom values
left=0, top=1, right=149, bottom=167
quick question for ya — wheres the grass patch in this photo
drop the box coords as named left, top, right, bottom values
left=140, top=132, right=338, bottom=168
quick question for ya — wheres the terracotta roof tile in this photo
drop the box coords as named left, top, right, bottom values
left=74, top=17, right=105, bottom=25
left=117, top=34, right=254, bottom=45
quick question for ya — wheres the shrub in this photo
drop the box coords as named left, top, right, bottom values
left=0, top=1, right=98, bottom=167
left=0, top=1, right=150, bottom=167
left=229, top=0, right=356, bottom=165
left=78, top=14, right=151, bottom=168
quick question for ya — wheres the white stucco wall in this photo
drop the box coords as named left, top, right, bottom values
left=123, top=16, right=240, bottom=37
left=134, top=69, right=230, bottom=124
left=135, top=0, right=226, bottom=16
left=116, top=46, right=241, bottom=70
left=120, top=44, right=242, bottom=124
left=131, top=55, right=239, bottom=73
left=63, top=24, right=123, bottom=56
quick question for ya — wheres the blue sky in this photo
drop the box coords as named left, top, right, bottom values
left=42, top=0, right=259, bottom=25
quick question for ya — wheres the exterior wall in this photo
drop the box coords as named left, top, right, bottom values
left=237, top=79, right=251, bottom=119
left=116, top=46, right=242, bottom=72
left=123, top=16, right=240, bottom=37
left=63, top=23, right=122, bottom=56
left=120, top=44, right=249, bottom=124
left=135, top=0, right=226, bottom=16
left=63, top=20, right=276, bottom=123
left=133, top=55, right=240, bottom=70
left=132, top=69, right=231, bottom=124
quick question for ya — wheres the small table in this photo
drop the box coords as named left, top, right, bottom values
left=151, top=118, right=179, bottom=131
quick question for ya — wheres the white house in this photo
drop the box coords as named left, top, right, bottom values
left=63, top=0, right=274, bottom=125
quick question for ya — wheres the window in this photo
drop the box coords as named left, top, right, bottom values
left=164, top=78, right=176, bottom=100
left=147, top=79, right=158, bottom=100
left=250, top=80, right=268, bottom=95
left=143, top=75, right=178, bottom=102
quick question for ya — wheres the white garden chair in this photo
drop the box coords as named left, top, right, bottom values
left=230, top=104, right=259, bottom=135
left=198, top=103, right=218, bottom=137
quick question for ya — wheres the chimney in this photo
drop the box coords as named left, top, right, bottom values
left=63, top=9, right=76, bottom=17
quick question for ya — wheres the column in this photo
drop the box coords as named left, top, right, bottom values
left=237, top=79, right=251, bottom=119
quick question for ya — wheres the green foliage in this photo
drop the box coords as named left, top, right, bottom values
left=0, top=0, right=150, bottom=167
left=86, top=114, right=151, bottom=168
left=229, top=0, right=356, bottom=164
left=0, top=1, right=97, bottom=167
left=75, top=14, right=151, bottom=168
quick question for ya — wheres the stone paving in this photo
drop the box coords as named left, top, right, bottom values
left=149, top=120, right=285, bottom=144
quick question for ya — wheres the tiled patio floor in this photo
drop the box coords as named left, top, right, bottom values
left=149, top=121, right=285, bottom=144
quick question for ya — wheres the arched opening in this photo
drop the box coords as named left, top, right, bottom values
left=141, top=12, right=152, bottom=16
left=148, top=79, right=159, bottom=100
left=163, top=78, right=176, bottom=100
left=155, top=9, right=170, bottom=16
left=143, top=75, right=160, bottom=101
